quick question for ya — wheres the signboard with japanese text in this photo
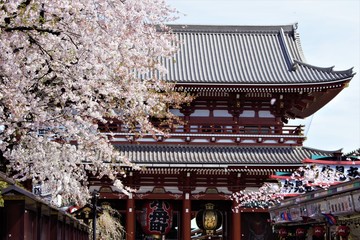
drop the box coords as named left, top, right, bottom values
left=302, top=158, right=359, bottom=183
left=138, top=200, right=173, bottom=236
left=353, top=191, right=360, bottom=212
left=271, top=160, right=359, bottom=197
left=289, top=206, right=302, bottom=221
left=299, top=204, right=308, bottom=218
left=306, top=200, right=328, bottom=218
left=327, top=194, right=353, bottom=215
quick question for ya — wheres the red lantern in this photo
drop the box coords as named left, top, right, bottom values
left=138, top=200, right=173, bottom=236
left=279, top=228, right=288, bottom=238
left=296, top=228, right=306, bottom=238
left=313, top=226, right=325, bottom=238
left=337, top=225, right=350, bottom=237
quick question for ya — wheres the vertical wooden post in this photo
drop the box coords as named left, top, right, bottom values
left=5, top=199, right=25, bottom=240
left=232, top=201, right=241, bottom=239
left=126, top=194, right=135, bottom=240
left=36, top=203, right=42, bottom=240
left=182, top=192, right=191, bottom=240
left=50, top=212, right=58, bottom=240
left=92, top=191, right=99, bottom=240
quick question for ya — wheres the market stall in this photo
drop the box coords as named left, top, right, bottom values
left=269, top=179, right=360, bottom=240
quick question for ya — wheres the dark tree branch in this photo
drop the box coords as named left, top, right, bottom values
left=62, top=32, right=80, bottom=49
left=27, top=34, right=54, bottom=60
left=18, top=0, right=32, bottom=10
left=1, top=25, right=61, bottom=36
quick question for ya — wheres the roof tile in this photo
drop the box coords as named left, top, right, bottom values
left=116, top=145, right=336, bottom=166
left=160, top=24, right=354, bottom=84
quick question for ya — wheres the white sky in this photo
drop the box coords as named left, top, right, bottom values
left=166, top=0, right=360, bottom=154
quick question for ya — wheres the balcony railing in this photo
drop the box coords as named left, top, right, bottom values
left=98, top=122, right=305, bottom=146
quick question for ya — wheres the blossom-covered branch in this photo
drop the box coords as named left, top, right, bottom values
left=231, top=183, right=284, bottom=210
left=232, top=162, right=359, bottom=209
left=0, top=0, right=191, bottom=206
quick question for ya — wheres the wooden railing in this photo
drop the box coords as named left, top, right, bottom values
left=1, top=185, right=89, bottom=240
left=99, top=122, right=304, bottom=136
left=98, top=122, right=305, bottom=146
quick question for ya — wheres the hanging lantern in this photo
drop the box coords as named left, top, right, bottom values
left=296, top=228, right=306, bottom=238
left=313, top=225, right=325, bottom=238
left=196, top=203, right=222, bottom=235
left=278, top=228, right=288, bottom=238
left=337, top=225, right=350, bottom=238
left=138, top=200, right=173, bottom=237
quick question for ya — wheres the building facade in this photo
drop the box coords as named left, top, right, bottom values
left=88, top=24, right=355, bottom=240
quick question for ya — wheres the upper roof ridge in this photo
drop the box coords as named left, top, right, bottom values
left=168, top=23, right=297, bottom=34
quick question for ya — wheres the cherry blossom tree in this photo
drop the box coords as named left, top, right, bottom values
left=231, top=183, right=284, bottom=210
left=0, top=0, right=190, bottom=206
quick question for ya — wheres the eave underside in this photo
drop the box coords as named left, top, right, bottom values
left=175, top=81, right=349, bottom=118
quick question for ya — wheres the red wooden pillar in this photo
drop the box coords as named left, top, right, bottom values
left=231, top=201, right=241, bottom=239
left=182, top=192, right=191, bottom=240
left=126, top=194, right=135, bottom=240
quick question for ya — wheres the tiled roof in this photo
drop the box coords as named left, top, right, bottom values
left=345, top=148, right=360, bottom=157
left=116, top=144, right=337, bottom=166
left=160, top=24, right=354, bottom=84
left=0, top=171, right=15, bottom=185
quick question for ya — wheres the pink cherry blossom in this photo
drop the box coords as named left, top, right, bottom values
left=0, top=0, right=190, bottom=206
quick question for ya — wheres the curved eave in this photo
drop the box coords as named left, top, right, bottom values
left=294, top=60, right=354, bottom=76
left=301, top=146, right=343, bottom=154
left=171, top=65, right=355, bottom=86
left=174, top=77, right=353, bottom=94
left=175, top=77, right=353, bottom=87
left=290, top=85, right=348, bottom=118
left=303, top=158, right=360, bottom=165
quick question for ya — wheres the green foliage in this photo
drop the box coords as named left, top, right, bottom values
left=0, top=180, right=8, bottom=207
